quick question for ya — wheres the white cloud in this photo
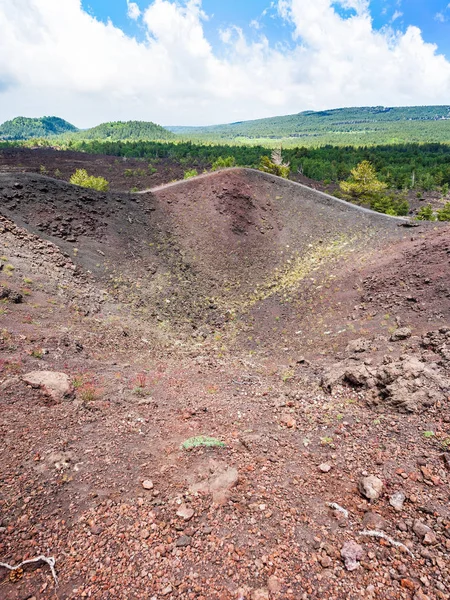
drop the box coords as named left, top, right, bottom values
left=0, top=0, right=449, bottom=127
left=127, top=1, right=141, bottom=20
left=391, top=10, right=402, bottom=22
left=435, top=12, right=445, bottom=23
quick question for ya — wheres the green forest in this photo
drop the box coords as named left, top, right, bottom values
left=169, top=105, right=450, bottom=147
left=14, top=138, right=445, bottom=191
left=70, top=120, right=175, bottom=141
left=0, top=116, right=78, bottom=141
left=2, top=106, right=450, bottom=146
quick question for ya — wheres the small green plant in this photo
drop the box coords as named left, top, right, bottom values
left=30, top=348, right=44, bottom=359
left=259, top=149, right=290, bottom=179
left=39, top=165, right=48, bottom=175
left=436, top=202, right=450, bottom=221
left=23, top=277, right=33, bottom=285
left=70, top=169, right=109, bottom=192
left=320, top=436, right=334, bottom=445
left=181, top=436, right=225, bottom=450
left=416, top=204, right=436, bottom=221
left=212, top=156, right=236, bottom=171
left=72, top=374, right=86, bottom=389
left=184, top=169, right=198, bottom=179
left=423, top=430, right=435, bottom=438
left=79, top=383, right=101, bottom=403
left=281, top=369, right=295, bottom=383
left=130, top=186, right=139, bottom=193
left=54, top=168, right=62, bottom=178
left=4, top=264, right=15, bottom=275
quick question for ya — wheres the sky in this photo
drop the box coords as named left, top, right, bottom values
left=0, top=0, right=450, bottom=127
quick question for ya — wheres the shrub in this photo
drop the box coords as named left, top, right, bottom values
left=437, top=202, right=450, bottom=221
left=416, top=204, right=436, bottom=221
left=259, top=155, right=290, bottom=179
left=370, top=195, right=409, bottom=216
left=70, top=169, right=109, bottom=192
left=181, top=436, right=225, bottom=450
left=212, top=156, right=236, bottom=170
left=184, top=169, right=198, bottom=179
left=340, top=161, right=387, bottom=206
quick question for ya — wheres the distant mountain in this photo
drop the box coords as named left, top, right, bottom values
left=168, top=105, right=450, bottom=142
left=78, top=120, right=175, bottom=141
left=0, top=116, right=78, bottom=141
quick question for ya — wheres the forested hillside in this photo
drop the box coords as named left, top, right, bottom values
left=0, top=116, right=78, bottom=141
left=169, top=105, right=450, bottom=146
left=74, top=120, right=175, bottom=141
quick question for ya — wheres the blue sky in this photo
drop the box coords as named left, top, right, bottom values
left=82, top=0, right=450, bottom=59
left=1, top=1, right=450, bottom=126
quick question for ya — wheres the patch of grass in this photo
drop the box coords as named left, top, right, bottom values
left=184, top=169, right=198, bottom=179
left=423, top=430, right=435, bottom=439
left=281, top=369, right=295, bottom=383
left=79, top=383, right=102, bottom=403
left=23, top=277, right=33, bottom=285
left=320, top=436, right=334, bottom=445
left=30, top=348, right=44, bottom=359
left=72, top=374, right=86, bottom=389
left=181, top=436, right=225, bottom=450
left=4, top=264, right=15, bottom=276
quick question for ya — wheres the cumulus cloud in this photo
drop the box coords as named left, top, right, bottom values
left=0, top=0, right=449, bottom=127
left=127, top=1, right=141, bottom=20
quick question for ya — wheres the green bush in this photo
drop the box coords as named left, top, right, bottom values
left=416, top=204, right=436, bottom=221
left=70, top=169, right=109, bottom=192
left=370, top=195, right=409, bottom=216
left=184, top=169, right=198, bottom=179
left=212, top=156, right=236, bottom=170
left=437, top=202, right=450, bottom=221
left=259, top=155, right=290, bottom=179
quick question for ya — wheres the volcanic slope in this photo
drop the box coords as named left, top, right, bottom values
left=0, top=168, right=415, bottom=346
left=1, top=167, right=450, bottom=600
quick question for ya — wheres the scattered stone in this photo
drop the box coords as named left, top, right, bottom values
left=161, top=585, right=173, bottom=596
left=140, top=529, right=150, bottom=540
left=267, top=576, right=282, bottom=594
left=251, top=589, right=269, bottom=600
left=279, top=414, right=296, bottom=428
left=423, top=532, right=437, bottom=546
left=176, top=503, right=195, bottom=521
left=175, top=535, right=191, bottom=547
left=362, top=511, right=387, bottom=530
left=346, top=338, right=371, bottom=353
left=319, top=463, right=332, bottom=473
left=414, top=591, right=431, bottom=600
left=358, top=475, right=383, bottom=501
left=190, top=459, right=239, bottom=504
left=319, top=555, right=333, bottom=568
left=142, top=480, right=154, bottom=490
left=413, top=520, right=432, bottom=540
left=22, top=371, right=73, bottom=402
left=390, top=327, right=412, bottom=342
left=341, top=541, right=364, bottom=571
left=390, top=491, right=406, bottom=512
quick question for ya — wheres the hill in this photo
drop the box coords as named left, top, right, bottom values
left=169, top=105, right=450, bottom=146
left=1, top=166, right=450, bottom=598
left=77, top=120, right=175, bottom=141
left=0, top=116, right=78, bottom=141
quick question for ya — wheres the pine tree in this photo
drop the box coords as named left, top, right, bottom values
left=339, top=161, right=387, bottom=205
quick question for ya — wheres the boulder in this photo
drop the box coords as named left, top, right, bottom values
left=358, top=475, right=383, bottom=501
left=341, top=541, right=364, bottom=571
left=23, top=371, right=73, bottom=402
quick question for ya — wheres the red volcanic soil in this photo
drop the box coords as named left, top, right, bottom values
left=0, top=164, right=449, bottom=600
left=0, top=146, right=209, bottom=192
